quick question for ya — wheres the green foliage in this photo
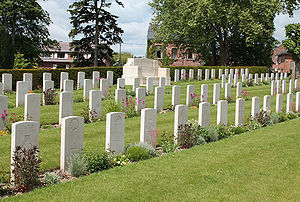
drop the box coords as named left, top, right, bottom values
left=246, top=118, right=263, bottom=131
left=149, top=0, right=296, bottom=66
left=0, top=26, right=14, bottom=69
left=11, top=146, right=41, bottom=192
left=255, top=110, right=271, bottom=127
left=0, top=66, right=123, bottom=91
left=126, top=146, right=151, bottom=162
left=14, top=52, right=37, bottom=69
left=0, top=0, right=56, bottom=62
left=113, top=52, right=133, bottom=66
left=128, top=142, right=157, bottom=158
left=83, top=150, right=112, bottom=173
left=286, top=113, right=298, bottom=120
left=43, top=172, right=60, bottom=186
left=68, top=0, right=124, bottom=67
left=112, top=153, right=130, bottom=167
left=43, top=89, right=57, bottom=105
left=283, top=23, right=300, bottom=62
left=68, top=153, right=87, bottom=177
left=103, top=100, right=122, bottom=115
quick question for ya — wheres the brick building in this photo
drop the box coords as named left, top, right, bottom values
left=272, top=44, right=295, bottom=73
left=146, top=25, right=202, bottom=66
left=38, top=42, right=92, bottom=69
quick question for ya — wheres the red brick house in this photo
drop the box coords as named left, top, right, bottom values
left=146, top=25, right=202, bottom=66
left=272, top=44, right=295, bottom=73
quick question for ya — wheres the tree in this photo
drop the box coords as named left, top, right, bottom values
left=113, top=52, right=133, bottom=66
left=14, top=52, right=37, bottom=69
left=0, top=0, right=55, bottom=64
left=149, top=0, right=299, bottom=66
left=283, top=23, right=300, bottom=62
left=69, top=0, right=124, bottom=67
left=0, top=26, right=14, bottom=68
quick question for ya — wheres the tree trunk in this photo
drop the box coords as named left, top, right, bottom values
left=94, top=0, right=99, bottom=67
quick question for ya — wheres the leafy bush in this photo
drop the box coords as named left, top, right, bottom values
left=176, top=122, right=207, bottom=149
left=43, top=89, right=57, bottom=105
left=255, top=110, right=271, bottom=127
left=68, top=153, right=87, bottom=177
left=287, top=113, right=297, bottom=120
left=126, top=146, right=150, bottom=162
left=127, top=90, right=136, bottom=97
left=103, top=100, right=122, bottom=116
left=1, top=110, right=23, bottom=134
left=43, top=172, right=60, bottom=186
left=246, top=78, right=253, bottom=87
left=11, top=146, right=41, bottom=192
left=215, top=124, right=234, bottom=139
left=157, top=131, right=177, bottom=153
left=80, top=106, right=99, bottom=123
left=0, top=168, right=11, bottom=197
left=246, top=119, right=262, bottom=131
left=229, top=126, right=247, bottom=135
left=128, top=142, right=157, bottom=158
left=83, top=150, right=112, bottom=173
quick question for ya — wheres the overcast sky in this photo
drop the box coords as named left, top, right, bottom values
left=39, top=0, right=300, bottom=57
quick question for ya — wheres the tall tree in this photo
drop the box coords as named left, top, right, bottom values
left=0, top=26, right=14, bottom=68
left=0, top=0, right=54, bottom=64
left=149, top=0, right=299, bottom=66
left=69, top=0, right=124, bottom=67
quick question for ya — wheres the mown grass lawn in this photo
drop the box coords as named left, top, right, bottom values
left=0, top=79, right=296, bottom=172
left=4, top=118, right=300, bottom=201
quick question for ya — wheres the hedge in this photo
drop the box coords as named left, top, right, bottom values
left=162, top=66, right=269, bottom=81
left=0, top=66, right=268, bottom=91
left=0, top=67, right=123, bottom=90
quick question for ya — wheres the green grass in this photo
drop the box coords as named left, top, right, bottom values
left=0, top=79, right=296, bottom=173
left=4, top=118, right=300, bottom=201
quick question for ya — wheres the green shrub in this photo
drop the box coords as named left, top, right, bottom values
left=177, top=123, right=207, bottom=149
left=0, top=66, right=123, bottom=90
left=11, top=146, right=41, bottom=192
left=43, top=172, right=60, bottom=186
left=103, top=100, right=122, bottom=116
left=215, top=124, right=234, bottom=139
left=246, top=119, right=262, bottom=131
left=83, top=150, right=112, bottom=173
left=157, top=131, right=178, bottom=153
left=128, top=142, right=157, bottom=158
left=43, top=89, right=57, bottom=105
left=229, top=126, right=247, bottom=135
left=287, top=113, right=297, bottom=120
left=68, top=153, right=87, bottom=177
left=277, top=112, right=288, bottom=122
left=255, top=110, right=271, bottom=127
left=126, top=146, right=150, bottom=162
left=112, top=153, right=130, bottom=167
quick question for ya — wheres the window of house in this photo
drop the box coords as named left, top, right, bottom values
left=57, top=53, right=65, bottom=59
left=171, top=48, right=178, bottom=59
left=42, top=52, right=52, bottom=58
left=155, top=46, right=162, bottom=58
left=186, top=49, right=193, bottom=59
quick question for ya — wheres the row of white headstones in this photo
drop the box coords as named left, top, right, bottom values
left=1, top=69, right=299, bottom=175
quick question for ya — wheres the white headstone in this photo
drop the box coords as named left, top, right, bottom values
left=225, top=83, right=231, bottom=99
left=235, top=98, right=245, bottom=127
left=189, top=69, right=194, bottom=80
left=219, top=69, right=223, bottom=79
left=0, top=83, right=3, bottom=95
left=221, top=74, right=226, bottom=88
left=117, top=78, right=125, bottom=89
left=205, top=69, right=209, bottom=80
left=271, top=73, right=274, bottom=80
left=296, top=92, right=300, bottom=112
left=64, top=80, right=74, bottom=92
left=140, top=108, right=157, bottom=147
left=186, top=85, right=194, bottom=106
left=242, top=74, right=246, bottom=83
left=276, top=94, right=283, bottom=113
left=280, top=73, right=283, bottom=80
left=107, top=71, right=113, bottom=87
left=174, top=105, right=188, bottom=142
left=106, top=112, right=125, bottom=155
left=211, top=69, right=215, bottom=79
left=228, top=74, right=233, bottom=84
left=23, top=73, right=32, bottom=91
left=235, top=68, right=239, bottom=75
left=230, top=69, right=234, bottom=75
left=83, top=79, right=93, bottom=100
left=154, top=87, right=164, bottom=112
left=174, top=69, right=180, bottom=82
left=59, top=92, right=73, bottom=125
left=60, top=116, right=84, bottom=172
left=89, top=90, right=102, bottom=119
left=0, top=95, right=8, bottom=130
left=77, top=72, right=85, bottom=90
left=197, top=69, right=202, bottom=80
left=213, top=83, right=220, bottom=105
left=254, top=74, right=258, bottom=85
left=245, top=69, right=249, bottom=78
left=284, top=72, right=287, bottom=79
left=234, top=74, right=238, bottom=86
left=92, top=71, right=100, bottom=88
left=115, top=89, right=126, bottom=107
left=289, top=79, right=293, bottom=94
left=251, top=96, right=260, bottom=119
left=133, top=77, right=140, bottom=92
left=271, top=80, right=275, bottom=95
left=276, top=80, right=281, bottom=94
left=181, top=69, right=186, bottom=80
left=225, top=69, right=229, bottom=77
left=265, top=73, right=269, bottom=81
left=136, top=88, right=146, bottom=111
left=282, top=80, right=286, bottom=94
left=159, top=77, right=166, bottom=93
left=286, top=93, right=293, bottom=113
left=198, top=102, right=210, bottom=127
left=217, top=100, right=228, bottom=126
left=263, top=95, right=271, bottom=114
left=24, top=93, right=40, bottom=122
left=295, top=79, right=299, bottom=90
left=201, top=84, right=208, bottom=102
left=16, top=81, right=29, bottom=107
left=275, top=73, right=279, bottom=81
left=2, top=74, right=12, bottom=92
left=172, top=85, right=181, bottom=107
left=43, top=73, right=51, bottom=81
left=236, top=82, right=242, bottom=98
left=241, top=69, right=245, bottom=75
left=146, top=77, right=153, bottom=94
left=60, top=72, right=69, bottom=91
left=100, top=79, right=109, bottom=98
left=260, top=73, right=264, bottom=83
